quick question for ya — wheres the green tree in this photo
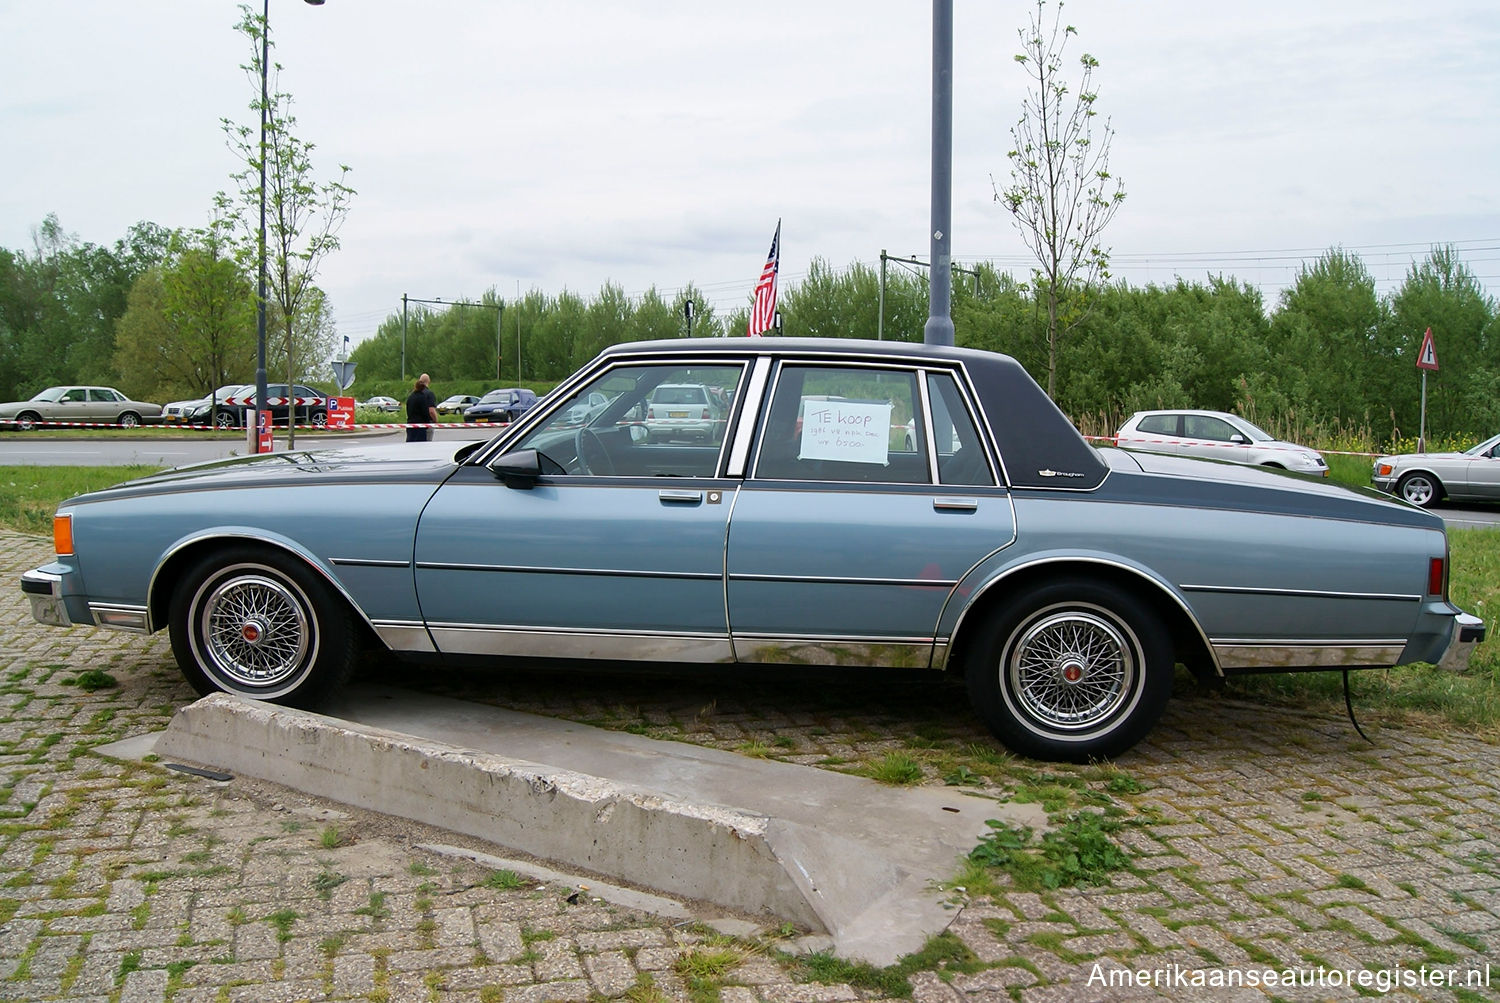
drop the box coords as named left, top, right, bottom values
left=1386, top=246, right=1498, bottom=440
left=223, top=3, right=355, bottom=445
left=996, top=0, right=1125, bottom=398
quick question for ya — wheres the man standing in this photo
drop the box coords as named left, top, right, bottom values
left=406, top=373, right=438, bottom=442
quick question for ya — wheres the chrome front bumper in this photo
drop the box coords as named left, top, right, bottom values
left=21, top=568, right=73, bottom=627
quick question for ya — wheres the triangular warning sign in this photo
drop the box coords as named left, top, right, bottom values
left=1417, top=327, right=1439, bottom=371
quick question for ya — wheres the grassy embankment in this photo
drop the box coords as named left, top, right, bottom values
left=1, top=460, right=1496, bottom=740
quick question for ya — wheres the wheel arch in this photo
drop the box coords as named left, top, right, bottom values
left=945, top=557, right=1218, bottom=681
left=147, top=532, right=383, bottom=651
left=1397, top=467, right=1445, bottom=493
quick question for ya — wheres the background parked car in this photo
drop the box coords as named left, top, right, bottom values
left=224, top=384, right=330, bottom=427
left=643, top=382, right=727, bottom=442
left=463, top=388, right=539, bottom=423
left=163, top=385, right=251, bottom=428
left=1372, top=432, right=1500, bottom=507
left=0, top=386, right=162, bottom=430
left=437, top=394, right=480, bottom=415
left=1115, top=409, right=1328, bottom=477
left=359, top=396, right=400, bottom=413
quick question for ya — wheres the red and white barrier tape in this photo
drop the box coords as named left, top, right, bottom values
left=1089, top=434, right=1381, bottom=459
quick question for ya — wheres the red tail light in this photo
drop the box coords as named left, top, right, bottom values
left=1428, top=556, right=1448, bottom=598
left=701, top=408, right=710, bottom=419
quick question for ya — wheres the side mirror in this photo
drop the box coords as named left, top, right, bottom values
left=490, top=449, right=543, bottom=488
left=1229, top=434, right=1248, bottom=444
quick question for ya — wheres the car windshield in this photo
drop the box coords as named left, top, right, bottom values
left=1464, top=434, right=1500, bottom=456
left=1233, top=418, right=1274, bottom=442
left=32, top=387, right=68, bottom=402
left=480, top=391, right=514, bottom=404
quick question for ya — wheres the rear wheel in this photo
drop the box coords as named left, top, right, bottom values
left=117, top=411, right=141, bottom=428
left=168, top=546, right=356, bottom=707
left=1397, top=472, right=1440, bottom=508
left=965, top=578, right=1172, bottom=762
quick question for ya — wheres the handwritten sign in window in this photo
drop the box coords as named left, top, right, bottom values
left=800, top=399, right=892, bottom=465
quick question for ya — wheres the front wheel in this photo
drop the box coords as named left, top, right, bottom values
left=168, top=546, right=356, bottom=708
left=15, top=410, right=41, bottom=431
left=214, top=410, right=238, bottom=429
left=965, top=578, right=1172, bottom=762
left=1397, top=472, right=1440, bottom=508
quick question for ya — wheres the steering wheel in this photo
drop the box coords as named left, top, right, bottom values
left=573, top=427, right=615, bottom=475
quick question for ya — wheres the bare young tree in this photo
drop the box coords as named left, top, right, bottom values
left=995, top=0, right=1125, bottom=397
left=223, top=3, right=354, bottom=447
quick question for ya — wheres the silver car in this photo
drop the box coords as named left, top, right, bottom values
left=1115, top=409, right=1328, bottom=477
left=0, top=385, right=162, bottom=430
left=1372, top=433, right=1500, bottom=508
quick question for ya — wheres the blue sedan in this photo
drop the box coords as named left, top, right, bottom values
left=20, top=339, right=1484, bottom=761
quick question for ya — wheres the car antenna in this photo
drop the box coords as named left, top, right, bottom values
left=1341, top=669, right=1373, bottom=744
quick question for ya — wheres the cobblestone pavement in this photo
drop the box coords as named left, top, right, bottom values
left=2, top=529, right=1497, bottom=1002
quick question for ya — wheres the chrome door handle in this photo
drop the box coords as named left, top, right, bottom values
left=659, top=490, right=704, bottom=504
left=933, top=497, right=978, bottom=512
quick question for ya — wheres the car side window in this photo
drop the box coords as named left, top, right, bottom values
left=927, top=373, right=995, bottom=487
left=511, top=362, right=742, bottom=478
left=1184, top=415, right=1236, bottom=441
left=89, top=389, right=121, bottom=403
left=62, top=388, right=88, bottom=403
left=754, top=365, right=926, bottom=484
left=1136, top=414, right=1177, bottom=435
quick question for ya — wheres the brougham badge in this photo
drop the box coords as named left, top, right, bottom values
left=1038, top=469, right=1086, bottom=478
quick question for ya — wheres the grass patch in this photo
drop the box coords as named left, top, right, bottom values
left=66, top=669, right=119, bottom=692
left=482, top=869, right=526, bottom=891
left=861, top=752, right=925, bottom=786
left=966, top=811, right=1132, bottom=892
left=788, top=932, right=985, bottom=998
left=0, top=465, right=165, bottom=534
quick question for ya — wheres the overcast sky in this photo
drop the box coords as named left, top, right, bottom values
left=4, top=1, right=1497, bottom=347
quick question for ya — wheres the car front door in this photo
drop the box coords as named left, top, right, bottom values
left=1180, top=414, right=1252, bottom=464
left=724, top=362, right=1015, bottom=668
left=412, top=360, right=747, bottom=662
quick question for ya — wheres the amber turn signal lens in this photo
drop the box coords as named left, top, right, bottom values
left=1377, top=463, right=1394, bottom=476
left=53, top=514, right=74, bottom=557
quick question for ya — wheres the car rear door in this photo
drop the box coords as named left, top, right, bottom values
left=724, top=361, right=1014, bottom=668
left=412, top=359, right=747, bottom=662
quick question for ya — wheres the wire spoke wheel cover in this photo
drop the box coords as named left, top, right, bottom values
left=1007, top=607, right=1135, bottom=731
left=169, top=547, right=356, bottom=707
left=198, top=571, right=315, bottom=690
left=966, top=578, right=1172, bottom=761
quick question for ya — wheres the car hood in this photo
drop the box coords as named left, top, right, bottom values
left=1377, top=451, right=1466, bottom=463
left=62, top=439, right=479, bottom=506
left=1100, top=447, right=1439, bottom=528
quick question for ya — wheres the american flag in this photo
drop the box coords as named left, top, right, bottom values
left=747, top=220, right=780, bottom=337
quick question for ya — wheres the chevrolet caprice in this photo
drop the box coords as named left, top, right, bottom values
left=21, top=339, right=1484, bottom=761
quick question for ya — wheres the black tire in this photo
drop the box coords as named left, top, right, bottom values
left=118, top=411, right=141, bottom=428
left=1397, top=471, right=1440, bottom=508
left=168, top=546, right=356, bottom=708
left=15, top=410, right=41, bottom=431
left=964, top=577, right=1172, bottom=762
left=213, top=410, right=238, bottom=429
left=311, top=410, right=328, bottom=427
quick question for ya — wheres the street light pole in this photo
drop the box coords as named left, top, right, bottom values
left=251, top=0, right=324, bottom=455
